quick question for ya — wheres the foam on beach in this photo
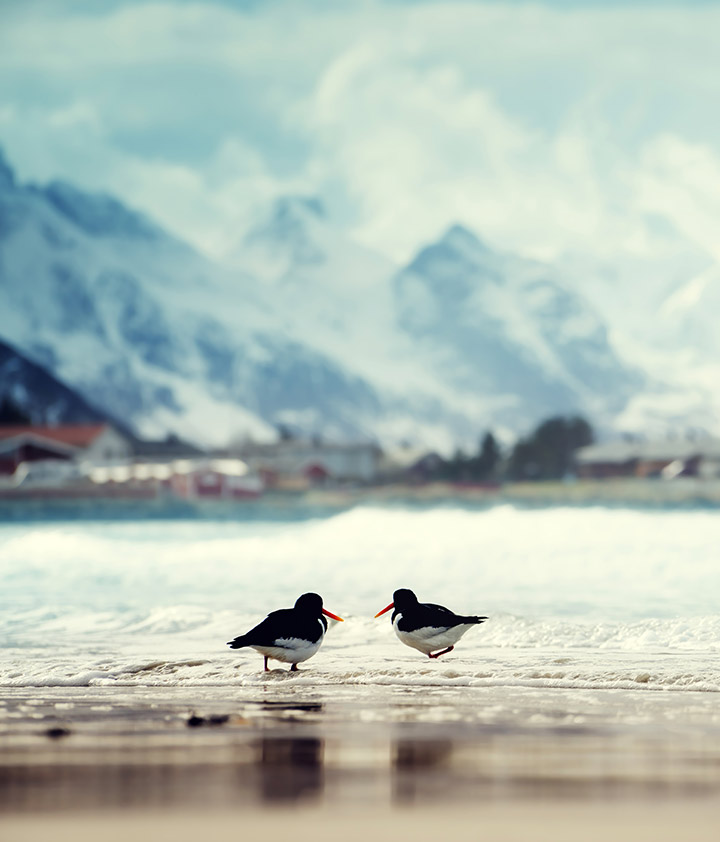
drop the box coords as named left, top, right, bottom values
left=2, top=505, right=719, bottom=704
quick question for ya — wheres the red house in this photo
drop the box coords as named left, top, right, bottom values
left=0, top=424, right=132, bottom=475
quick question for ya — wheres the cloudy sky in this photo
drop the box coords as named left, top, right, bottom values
left=1, top=0, right=720, bottom=265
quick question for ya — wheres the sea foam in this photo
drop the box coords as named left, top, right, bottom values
left=1, top=505, right=719, bottom=695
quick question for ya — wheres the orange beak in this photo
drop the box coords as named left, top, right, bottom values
left=374, top=601, right=394, bottom=618
left=322, top=608, right=344, bottom=622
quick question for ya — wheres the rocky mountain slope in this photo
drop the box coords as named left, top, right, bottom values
left=2, top=144, right=714, bottom=449
left=0, top=150, right=387, bottom=446
left=0, top=339, right=112, bottom=427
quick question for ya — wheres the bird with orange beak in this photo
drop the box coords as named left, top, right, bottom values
left=375, top=588, right=486, bottom=659
left=227, top=592, right=343, bottom=671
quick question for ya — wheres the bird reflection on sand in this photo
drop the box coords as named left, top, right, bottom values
left=392, top=738, right=455, bottom=804
left=256, top=736, right=325, bottom=803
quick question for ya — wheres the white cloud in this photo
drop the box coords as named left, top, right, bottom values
left=633, top=135, right=720, bottom=263
left=295, top=6, right=720, bottom=265
left=1, top=0, right=720, bottom=268
left=0, top=98, right=303, bottom=257
left=300, top=39, right=627, bottom=261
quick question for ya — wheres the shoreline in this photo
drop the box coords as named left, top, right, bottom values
left=1, top=477, right=720, bottom=521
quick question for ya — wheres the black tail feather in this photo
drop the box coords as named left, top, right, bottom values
left=468, top=616, right=488, bottom=624
left=227, top=635, right=248, bottom=649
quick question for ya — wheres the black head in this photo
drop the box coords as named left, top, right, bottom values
left=294, top=592, right=324, bottom=614
left=392, top=589, right=418, bottom=610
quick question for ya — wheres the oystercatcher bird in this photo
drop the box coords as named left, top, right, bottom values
left=375, top=588, right=486, bottom=658
left=227, top=593, right=343, bottom=672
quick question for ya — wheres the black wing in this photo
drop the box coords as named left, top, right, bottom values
left=397, top=601, right=487, bottom=632
left=227, top=607, right=326, bottom=648
left=423, top=602, right=458, bottom=616
left=424, top=602, right=487, bottom=624
left=227, top=608, right=293, bottom=648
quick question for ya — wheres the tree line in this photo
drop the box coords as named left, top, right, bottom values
left=1, top=394, right=594, bottom=483
left=425, top=415, right=594, bottom=483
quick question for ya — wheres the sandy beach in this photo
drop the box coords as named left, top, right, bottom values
left=2, top=683, right=720, bottom=840
left=2, top=505, right=720, bottom=838
left=5, top=803, right=720, bottom=842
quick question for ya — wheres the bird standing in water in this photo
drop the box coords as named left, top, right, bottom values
left=227, top=592, right=343, bottom=671
left=375, top=588, right=486, bottom=658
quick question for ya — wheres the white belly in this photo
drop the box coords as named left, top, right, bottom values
left=393, top=615, right=475, bottom=655
left=252, top=635, right=323, bottom=665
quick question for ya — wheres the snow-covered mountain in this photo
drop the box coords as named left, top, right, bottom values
left=228, top=197, right=512, bottom=446
left=2, top=143, right=716, bottom=449
left=393, top=224, right=644, bottom=430
left=0, top=150, right=385, bottom=446
left=232, top=201, right=650, bottom=443
left=231, top=196, right=407, bottom=391
left=555, top=222, right=720, bottom=437
left=0, top=338, right=114, bottom=427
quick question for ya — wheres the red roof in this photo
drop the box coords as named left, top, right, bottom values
left=0, top=424, right=110, bottom=447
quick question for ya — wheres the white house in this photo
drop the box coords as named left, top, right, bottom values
left=239, top=439, right=381, bottom=483
left=0, top=423, right=133, bottom=474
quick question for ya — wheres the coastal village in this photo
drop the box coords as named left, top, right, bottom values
left=2, top=419, right=720, bottom=502
left=0, top=421, right=382, bottom=500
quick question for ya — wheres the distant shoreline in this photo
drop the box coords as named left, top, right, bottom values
left=1, top=477, right=720, bottom=522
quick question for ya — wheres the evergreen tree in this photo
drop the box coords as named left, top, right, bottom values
left=474, top=431, right=501, bottom=480
left=446, top=447, right=468, bottom=481
left=507, top=415, right=593, bottom=480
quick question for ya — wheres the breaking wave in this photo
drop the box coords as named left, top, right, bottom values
left=2, top=505, right=719, bottom=696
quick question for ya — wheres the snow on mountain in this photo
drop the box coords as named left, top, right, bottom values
left=41, top=180, right=163, bottom=241
left=2, top=139, right=717, bottom=450
left=620, top=260, right=720, bottom=437
left=230, top=199, right=674, bottom=444
left=229, top=197, right=538, bottom=446
left=0, top=150, right=386, bottom=446
left=658, top=263, right=720, bottom=358
left=0, top=338, right=114, bottom=427
left=555, top=217, right=720, bottom=437
left=393, top=224, right=645, bottom=432
left=231, top=196, right=409, bottom=389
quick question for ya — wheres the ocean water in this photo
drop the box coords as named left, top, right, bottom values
left=1, top=504, right=720, bottom=712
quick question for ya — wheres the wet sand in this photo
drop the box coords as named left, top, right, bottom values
left=2, top=685, right=720, bottom=840
left=3, top=803, right=720, bottom=842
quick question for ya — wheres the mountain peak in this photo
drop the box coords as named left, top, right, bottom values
left=404, top=222, right=495, bottom=283
left=440, top=223, right=490, bottom=255
left=272, top=195, right=326, bottom=223
left=243, top=195, right=328, bottom=265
